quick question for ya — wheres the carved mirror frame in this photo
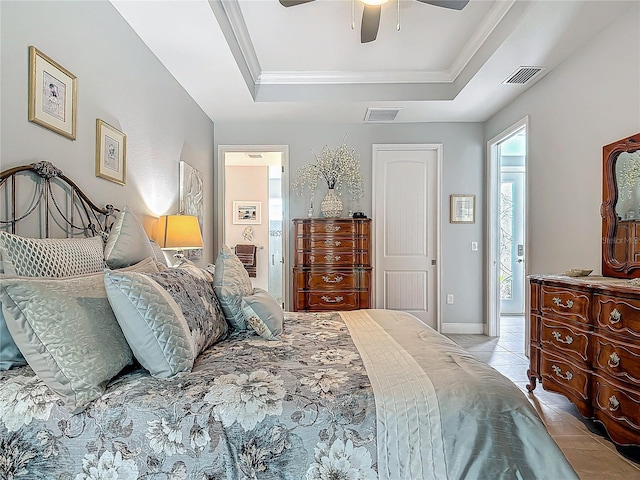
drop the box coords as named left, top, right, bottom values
left=602, top=132, right=640, bottom=278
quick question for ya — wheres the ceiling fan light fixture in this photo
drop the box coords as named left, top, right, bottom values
left=361, top=0, right=390, bottom=6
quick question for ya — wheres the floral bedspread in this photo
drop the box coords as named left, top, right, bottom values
left=0, top=312, right=377, bottom=479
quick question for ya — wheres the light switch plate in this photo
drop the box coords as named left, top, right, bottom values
left=446, top=294, right=454, bottom=304
left=471, top=241, right=478, bottom=251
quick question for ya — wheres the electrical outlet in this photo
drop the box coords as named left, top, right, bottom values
left=446, top=294, right=454, bottom=304
left=471, top=241, right=478, bottom=251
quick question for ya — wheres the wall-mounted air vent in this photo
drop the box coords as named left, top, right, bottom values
left=364, top=108, right=402, bottom=123
left=503, top=66, right=545, bottom=85
left=247, top=153, right=263, bottom=159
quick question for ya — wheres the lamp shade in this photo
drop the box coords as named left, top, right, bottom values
left=153, top=215, right=203, bottom=250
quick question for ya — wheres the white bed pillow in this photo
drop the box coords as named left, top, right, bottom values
left=0, top=272, right=133, bottom=413
left=212, top=245, right=253, bottom=330
left=242, top=287, right=284, bottom=340
left=104, top=207, right=155, bottom=269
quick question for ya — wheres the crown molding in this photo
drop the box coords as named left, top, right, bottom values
left=221, top=0, right=516, bottom=87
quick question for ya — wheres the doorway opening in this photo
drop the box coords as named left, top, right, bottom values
left=487, top=118, right=528, bottom=345
left=217, top=146, right=289, bottom=309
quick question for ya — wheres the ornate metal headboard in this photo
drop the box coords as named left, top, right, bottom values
left=0, top=161, right=116, bottom=238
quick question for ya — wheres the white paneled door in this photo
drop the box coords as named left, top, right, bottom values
left=373, top=145, right=441, bottom=330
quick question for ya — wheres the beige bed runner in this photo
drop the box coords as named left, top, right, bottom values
left=339, top=310, right=448, bottom=480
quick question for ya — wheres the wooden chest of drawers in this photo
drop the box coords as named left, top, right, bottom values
left=292, top=218, right=372, bottom=312
left=528, top=275, right=640, bottom=446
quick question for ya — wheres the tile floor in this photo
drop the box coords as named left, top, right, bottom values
left=446, top=315, right=640, bottom=480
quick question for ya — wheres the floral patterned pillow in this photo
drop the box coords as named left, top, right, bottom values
left=145, top=269, right=228, bottom=356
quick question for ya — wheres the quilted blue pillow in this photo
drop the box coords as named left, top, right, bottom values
left=0, top=233, right=106, bottom=371
left=105, top=268, right=228, bottom=377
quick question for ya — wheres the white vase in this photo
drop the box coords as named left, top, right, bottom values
left=321, top=188, right=343, bottom=218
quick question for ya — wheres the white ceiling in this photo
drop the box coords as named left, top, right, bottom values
left=111, top=0, right=633, bottom=124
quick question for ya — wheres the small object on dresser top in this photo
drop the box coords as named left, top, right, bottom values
left=564, top=268, right=593, bottom=277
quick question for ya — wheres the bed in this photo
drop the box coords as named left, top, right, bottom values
left=0, top=162, right=578, bottom=479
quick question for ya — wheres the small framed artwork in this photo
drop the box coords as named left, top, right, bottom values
left=450, top=194, right=476, bottom=224
left=233, top=201, right=261, bottom=225
left=28, top=46, right=77, bottom=140
left=95, top=119, right=126, bottom=185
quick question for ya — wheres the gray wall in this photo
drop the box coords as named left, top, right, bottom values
left=214, top=122, right=485, bottom=326
left=485, top=4, right=640, bottom=277
left=0, top=1, right=216, bottom=263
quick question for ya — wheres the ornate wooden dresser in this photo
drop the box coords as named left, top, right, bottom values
left=528, top=274, right=640, bottom=446
left=292, top=218, right=372, bottom=312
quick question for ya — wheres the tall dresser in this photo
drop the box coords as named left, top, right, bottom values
left=528, top=274, right=640, bottom=446
left=292, top=217, right=372, bottom=312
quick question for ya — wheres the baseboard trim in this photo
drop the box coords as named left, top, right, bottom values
left=440, top=323, right=485, bottom=334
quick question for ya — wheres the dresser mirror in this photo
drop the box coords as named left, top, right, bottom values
left=602, top=132, right=640, bottom=277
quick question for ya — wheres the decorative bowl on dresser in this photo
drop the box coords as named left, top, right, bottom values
left=292, top=217, right=372, bottom=312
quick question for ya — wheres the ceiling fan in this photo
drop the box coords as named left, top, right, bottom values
left=279, top=0, right=470, bottom=43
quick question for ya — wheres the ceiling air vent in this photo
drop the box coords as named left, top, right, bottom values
left=503, top=67, right=545, bottom=85
left=364, top=108, right=401, bottom=123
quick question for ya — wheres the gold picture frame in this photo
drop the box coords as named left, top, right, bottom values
left=95, top=119, right=126, bottom=185
left=28, top=46, right=77, bottom=140
left=450, top=194, right=476, bottom=224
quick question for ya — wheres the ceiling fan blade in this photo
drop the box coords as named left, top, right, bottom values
left=415, top=0, right=469, bottom=10
left=361, top=4, right=381, bottom=43
left=279, top=0, right=316, bottom=7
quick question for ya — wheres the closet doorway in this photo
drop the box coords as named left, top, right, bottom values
left=218, top=145, right=289, bottom=309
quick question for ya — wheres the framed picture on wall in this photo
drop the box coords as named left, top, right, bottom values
left=95, top=119, right=126, bottom=185
left=233, top=201, right=261, bottom=225
left=28, top=46, right=77, bottom=140
left=450, top=194, right=476, bottom=223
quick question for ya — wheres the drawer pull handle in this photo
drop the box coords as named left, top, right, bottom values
left=321, top=295, right=344, bottom=304
left=609, top=308, right=621, bottom=324
left=608, top=352, right=621, bottom=368
left=325, top=254, right=341, bottom=262
left=325, top=225, right=341, bottom=233
left=324, top=239, right=342, bottom=247
left=551, top=365, right=573, bottom=381
left=552, top=297, right=574, bottom=309
left=609, top=395, right=620, bottom=412
left=551, top=331, right=573, bottom=344
left=322, top=274, right=344, bottom=284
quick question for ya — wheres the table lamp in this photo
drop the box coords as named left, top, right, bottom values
left=153, top=214, right=203, bottom=260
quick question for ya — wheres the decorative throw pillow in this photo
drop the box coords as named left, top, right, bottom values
left=0, top=232, right=106, bottom=372
left=0, top=273, right=133, bottom=412
left=112, top=268, right=228, bottom=358
left=109, top=255, right=160, bottom=274
left=242, top=287, right=284, bottom=340
left=148, top=237, right=169, bottom=267
left=173, top=257, right=214, bottom=283
left=0, top=250, right=26, bottom=370
left=0, top=231, right=105, bottom=277
left=104, top=270, right=195, bottom=378
left=104, top=207, right=155, bottom=269
left=213, top=245, right=253, bottom=330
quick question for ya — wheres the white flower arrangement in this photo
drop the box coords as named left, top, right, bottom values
left=293, top=143, right=364, bottom=201
left=618, top=151, right=640, bottom=200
